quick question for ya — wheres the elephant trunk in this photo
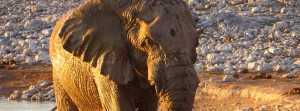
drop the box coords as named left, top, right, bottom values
left=148, top=54, right=199, bottom=110
left=160, top=65, right=198, bottom=110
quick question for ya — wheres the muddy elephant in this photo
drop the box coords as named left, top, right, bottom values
left=50, top=0, right=199, bottom=110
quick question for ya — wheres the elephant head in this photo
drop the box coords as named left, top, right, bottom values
left=57, top=0, right=199, bottom=110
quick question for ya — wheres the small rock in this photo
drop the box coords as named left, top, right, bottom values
left=286, top=48, right=298, bottom=57
left=21, top=93, right=32, bottom=100
left=206, top=53, right=220, bottom=64
left=46, top=89, right=55, bottom=99
left=21, top=85, right=42, bottom=99
left=274, top=64, right=285, bottom=72
left=3, top=31, right=17, bottom=37
left=207, top=66, right=219, bottom=72
left=268, top=48, right=281, bottom=55
left=31, top=6, right=43, bottom=12
left=251, top=7, right=261, bottom=13
left=274, top=30, right=283, bottom=38
left=37, top=80, right=52, bottom=87
left=24, top=19, right=44, bottom=30
left=264, top=50, right=272, bottom=57
left=223, top=75, right=236, bottom=82
left=186, top=0, right=197, bottom=6
left=25, top=56, right=35, bottom=65
left=273, top=21, right=289, bottom=30
left=195, top=67, right=205, bottom=73
left=35, top=51, right=49, bottom=62
left=209, top=77, right=219, bottom=83
left=224, top=67, right=234, bottom=75
left=246, top=55, right=256, bottom=62
left=293, top=59, right=300, bottom=66
left=248, top=62, right=258, bottom=70
left=238, top=68, right=249, bottom=73
left=280, top=7, right=289, bottom=13
left=287, top=11, right=296, bottom=16
left=256, top=64, right=268, bottom=73
left=216, top=64, right=225, bottom=70
left=292, top=68, right=300, bottom=73
left=8, top=90, right=22, bottom=100
left=31, top=92, right=44, bottom=100
left=281, top=73, right=296, bottom=79
left=41, top=28, right=52, bottom=36
left=291, top=31, right=300, bottom=38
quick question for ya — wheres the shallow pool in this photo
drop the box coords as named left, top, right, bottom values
left=0, top=98, right=55, bottom=111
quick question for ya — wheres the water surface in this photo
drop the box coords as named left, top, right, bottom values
left=0, top=98, right=55, bottom=111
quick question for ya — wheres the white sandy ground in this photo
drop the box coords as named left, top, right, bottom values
left=1, top=0, right=300, bottom=75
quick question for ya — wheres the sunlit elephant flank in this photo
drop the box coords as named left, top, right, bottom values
left=50, top=0, right=199, bottom=110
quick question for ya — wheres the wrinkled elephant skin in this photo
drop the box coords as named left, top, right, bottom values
left=50, top=0, right=199, bottom=110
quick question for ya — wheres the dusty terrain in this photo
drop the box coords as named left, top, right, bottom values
left=194, top=72, right=300, bottom=110
left=0, top=64, right=52, bottom=97
left=1, top=64, right=299, bottom=110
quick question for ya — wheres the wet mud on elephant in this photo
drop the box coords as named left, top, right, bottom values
left=50, top=0, right=199, bottom=110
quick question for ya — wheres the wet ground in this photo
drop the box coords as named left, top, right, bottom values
left=1, top=64, right=300, bottom=110
left=0, top=98, right=55, bottom=111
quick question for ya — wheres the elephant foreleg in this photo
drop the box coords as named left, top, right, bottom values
left=94, top=74, right=135, bottom=111
left=53, top=78, right=79, bottom=111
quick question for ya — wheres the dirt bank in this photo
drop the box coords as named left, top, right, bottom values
left=194, top=72, right=300, bottom=110
left=0, top=64, right=299, bottom=110
left=0, top=64, right=52, bottom=97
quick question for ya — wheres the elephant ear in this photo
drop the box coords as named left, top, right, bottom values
left=58, top=3, right=133, bottom=84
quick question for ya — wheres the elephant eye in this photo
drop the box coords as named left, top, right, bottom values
left=170, top=28, right=176, bottom=37
left=141, top=37, right=154, bottom=48
left=147, top=39, right=154, bottom=46
left=141, top=40, right=146, bottom=47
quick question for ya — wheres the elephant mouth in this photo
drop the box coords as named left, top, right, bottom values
left=164, top=55, right=190, bottom=68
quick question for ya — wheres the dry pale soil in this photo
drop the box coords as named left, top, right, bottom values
left=0, top=64, right=299, bottom=111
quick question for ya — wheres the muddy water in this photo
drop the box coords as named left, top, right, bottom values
left=0, top=98, right=55, bottom=111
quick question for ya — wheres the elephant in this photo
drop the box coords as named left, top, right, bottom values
left=49, top=0, right=199, bottom=110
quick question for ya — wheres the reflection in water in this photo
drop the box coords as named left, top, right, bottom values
left=0, top=98, right=55, bottom=111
